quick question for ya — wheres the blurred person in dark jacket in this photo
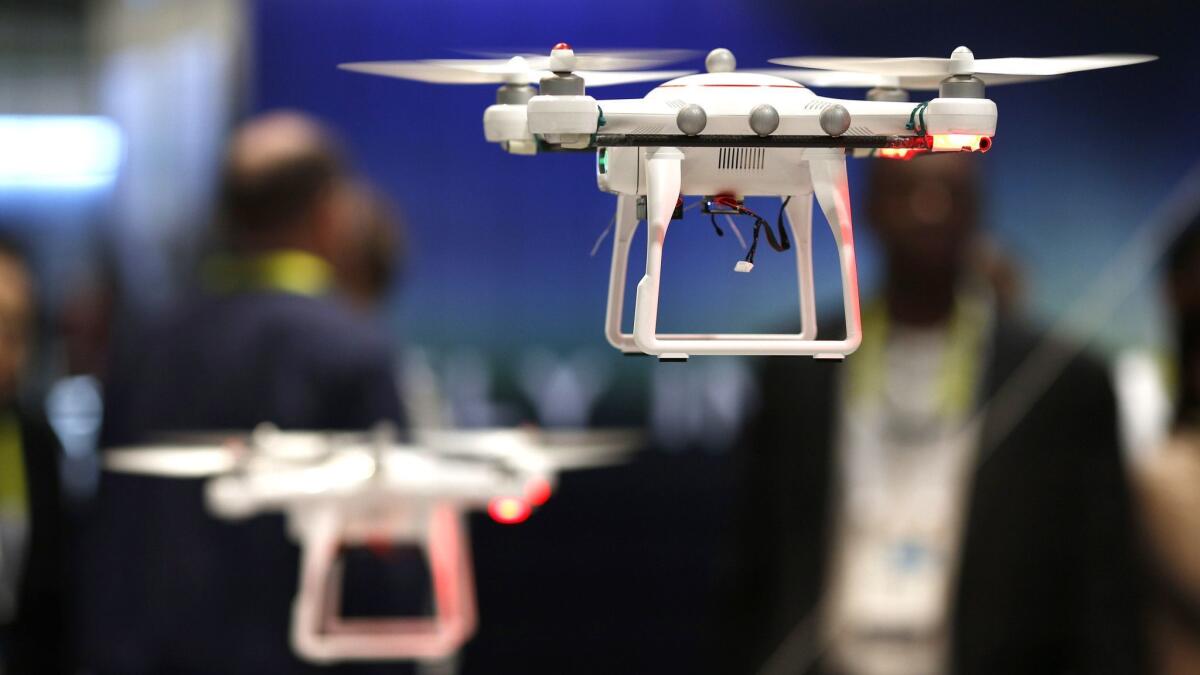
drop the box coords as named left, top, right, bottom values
left=332, top=182, right=405, bottom=314
left=0, top=236, right=72, bottom=674
left=1137, top=215, right=1200, bottom=675
left=718, top=154, right=1145, bottom=675
left=81, top=111, right=407, bottom=674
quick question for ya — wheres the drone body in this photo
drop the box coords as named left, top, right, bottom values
left=105, top=425, right=636, bottom=663
left=341, top=45, right=1153, bottom=360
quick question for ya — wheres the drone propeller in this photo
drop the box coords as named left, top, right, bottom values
left=769, top=48, right=1156, bottom=80
left=451, top=47, right=697, bottom=72
left=339, top=46, right=696, bottom=88
left=754, top=68, right=1056, bottom=91
left=105, top=445, right=242, bottom=478
left=413, top=427, right=641, bottom=471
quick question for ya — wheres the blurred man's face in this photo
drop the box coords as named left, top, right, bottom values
left=0, top=254, right=32, bottom=404
left=866, top=154, right=981, bottom=281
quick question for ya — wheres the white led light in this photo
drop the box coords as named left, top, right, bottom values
left=0, top=115, right=123, bottom=189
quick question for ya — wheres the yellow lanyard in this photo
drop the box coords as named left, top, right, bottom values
left=846, top=294, right=990, bottom=419
left=0, top=411, right=26, bottom=518
left=202, top=249, right=333, bottom=297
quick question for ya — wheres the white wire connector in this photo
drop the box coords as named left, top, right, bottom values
left=734, top=260, right=754, bottom=273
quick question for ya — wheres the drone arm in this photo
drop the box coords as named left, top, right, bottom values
left=604, top=194, right=641, bottom=352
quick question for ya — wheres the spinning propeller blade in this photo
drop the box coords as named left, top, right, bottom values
left=413, top=427, right=641, bottom=470
left=451, top=47, right=697, bottom=71
left=340, top=47, right=696, bottom=87
left=768, top=50, right=1156, bottom=79
left=574, top=70, right=696, bottom=87
left=104, top=446, right=241, bottom=478
left=338, top=60, right=514, bottom=84
left=754, top=68, right=1055, bottom=91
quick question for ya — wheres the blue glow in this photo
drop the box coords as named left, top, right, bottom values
left=0, top=116, right=123, bottom=190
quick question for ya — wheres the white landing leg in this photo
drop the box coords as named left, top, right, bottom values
left=604, top=194, right=641, bottom=353
left=784, top=190, right=818, bottom=341
left=632, top=147, right=686, bottom=359
left=809, top=153, right=862, bottom=359
left=623, top=152, right=862, bottom=358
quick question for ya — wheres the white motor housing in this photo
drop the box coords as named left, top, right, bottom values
left=527, top=94, right=599, bottom=146
left=483, top=104, right=529, bottom=143
left=483, top=104, right=537, bottom=155
left=923, top=97, right=998, bottom=137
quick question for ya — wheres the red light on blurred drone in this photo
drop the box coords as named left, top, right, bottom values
left=929, top=134, right=992, bottom=153
left=525, top=478, right=553, bottom=507
left=488, top=497, right=531, bottom=525
left=877, top=148, right=924, bottom=161
left=552, top=42, right=573, bottom=51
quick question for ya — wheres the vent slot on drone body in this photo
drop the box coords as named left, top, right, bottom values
left=628, top=123, right=667, bottom=135
left=717, top=147, right=765, bottom=171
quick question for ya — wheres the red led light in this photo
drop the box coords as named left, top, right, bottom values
left=552, top=42, right=573, bottom=51
left=877, top=148, right=925, bottom=161
left=929, top=134, right=992, bottom=153
left=488, top=497, right=531, bottom=525
left=525, top=478, right=553, bottom=506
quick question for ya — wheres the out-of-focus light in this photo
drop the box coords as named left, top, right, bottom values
left=929, top=133, right=992, bottom=153
left=876, top=148, right=926, bottom=161
left=525, top=477, right=552, bottom=506
left=0, top=116, right=123, bottom=190
left=488, top=496, right=531, bottom=524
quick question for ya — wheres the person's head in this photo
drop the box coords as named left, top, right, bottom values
left=865, top=153, right=982, bottom=290
left=1166, top=214, right=1200, bottom=426
left=0, top=236, right=35, bottom=405
left=218, top=111, right=354, bottom=259
left=333, top=183, right=405, bottom=311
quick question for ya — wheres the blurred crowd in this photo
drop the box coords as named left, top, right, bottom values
left=0, top=111, right=1198, bottom=675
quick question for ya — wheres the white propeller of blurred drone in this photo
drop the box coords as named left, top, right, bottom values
left=413, top=427, right=640, bottom=472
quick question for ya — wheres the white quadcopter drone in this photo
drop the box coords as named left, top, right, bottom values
left=340, top=45, right=1155, bottom=360
left=104, top=423, right=637, bottom=664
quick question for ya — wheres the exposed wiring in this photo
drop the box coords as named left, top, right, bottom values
left=708, top=195, right=792, bottom=267
left=906, top=100, right=931, bottom=135
left=724, top=214, right=748, bottom=250
left=588, top=212, right=617, bottom=257
left=590, top=198, right=703, bottom=257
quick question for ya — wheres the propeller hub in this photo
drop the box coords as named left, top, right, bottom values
left=502, top=56, right=529, bottom=85
left=705, top=48, right=737, bottom=73
left=549, top=43, right=577, bottom=73
left=949, top=45, right=975, bottom=75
